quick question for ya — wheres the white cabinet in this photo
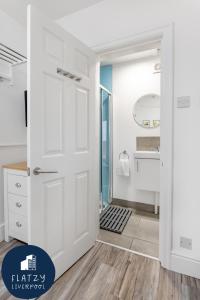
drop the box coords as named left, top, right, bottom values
left=3, top=162, right=28, bottom=243
left=134, top=157, right=160, bottom=192
left=134, top=152, right=160, bottom=214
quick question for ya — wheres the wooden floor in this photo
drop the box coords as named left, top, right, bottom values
left=1, top=240, right=200, bottom=300
left=0, top=240, right=23, bottom=300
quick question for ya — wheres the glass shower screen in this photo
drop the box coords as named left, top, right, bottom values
left=100, top=86, right=112, bottom=210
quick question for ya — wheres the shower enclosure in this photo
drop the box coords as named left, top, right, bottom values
left=100, top=85, right=112, bottom=211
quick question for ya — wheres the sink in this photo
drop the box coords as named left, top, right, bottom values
left=134, top=151, right=160, bottom=160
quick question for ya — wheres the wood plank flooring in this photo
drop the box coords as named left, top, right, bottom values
left=0, top=240, right=200, bottom=299
left=0, top=240, right=23, bottom=300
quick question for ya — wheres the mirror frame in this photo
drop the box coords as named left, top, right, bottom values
left=132, top=93, right=160, bottom=129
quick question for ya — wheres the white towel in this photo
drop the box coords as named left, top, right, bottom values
left=118, top=157, right=130, bottom=177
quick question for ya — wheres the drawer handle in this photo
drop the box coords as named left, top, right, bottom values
left=15, top=182, right=21, bottom=188
left=16, top=202, right=22, bottom=208
left=16, top=221, right=22, bottom=228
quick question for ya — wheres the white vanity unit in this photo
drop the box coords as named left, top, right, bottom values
left=3, top=162, right=28, bottom=243
left=134, top=151, right=160, bottom=213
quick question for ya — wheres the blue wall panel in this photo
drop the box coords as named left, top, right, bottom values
left=100, top=65, right=112, bottom=91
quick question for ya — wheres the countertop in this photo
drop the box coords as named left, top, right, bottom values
left=3, top=161, right=28, bottom=171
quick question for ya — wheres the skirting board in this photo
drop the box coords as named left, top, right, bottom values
left=0, top=223, right=4, bottom=242
left=112, top=198, right=157, bottom=213
left=171, top=253, right=200, bottom=279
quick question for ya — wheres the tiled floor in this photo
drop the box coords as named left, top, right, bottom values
left=98, top=208, right=159, bottom=258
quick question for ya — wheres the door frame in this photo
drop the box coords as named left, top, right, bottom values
left=93, top=24, right=174, bottom=270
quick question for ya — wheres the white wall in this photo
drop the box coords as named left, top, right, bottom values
left=0, top=64, right=27, bottom=145
left=0, top=9, right=27, bottom=241
left=0, top=9, right=26, bottom=56
left=113, top=57, right=160, bottom=204
left=59, top=0, right=200, bottom=274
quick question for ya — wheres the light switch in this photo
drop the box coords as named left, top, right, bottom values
left=177, top=96, right=191, bottom=108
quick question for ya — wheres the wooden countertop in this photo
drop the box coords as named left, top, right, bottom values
left=3, top=161, right=27, bottom=171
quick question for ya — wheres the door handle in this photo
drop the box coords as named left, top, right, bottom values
left=33, top=167, right=58, bottom=175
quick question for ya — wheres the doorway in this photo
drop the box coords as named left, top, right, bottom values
left=98, top=43, right=161, bottom=258
left=97, top=26, right=174, bottom=268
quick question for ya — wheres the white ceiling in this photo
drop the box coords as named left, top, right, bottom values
left=0, top=0, right=104, bottom=25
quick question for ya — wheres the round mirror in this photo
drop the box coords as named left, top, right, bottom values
left=133, top=94, right=160, bottom=128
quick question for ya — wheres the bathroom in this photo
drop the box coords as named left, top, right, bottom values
left=99, top=43, right=161, bottom=258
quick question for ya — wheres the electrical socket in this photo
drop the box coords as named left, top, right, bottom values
left=180, top=237, right=192, bottom=250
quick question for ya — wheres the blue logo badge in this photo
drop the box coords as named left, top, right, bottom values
left=1, top=245, right=55, bottom=299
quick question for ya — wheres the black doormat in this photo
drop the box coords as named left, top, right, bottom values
left=100, top=205, right=132, bottom=234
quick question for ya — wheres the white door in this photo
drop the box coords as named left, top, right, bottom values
left=27, top=5, right=97, bottom=278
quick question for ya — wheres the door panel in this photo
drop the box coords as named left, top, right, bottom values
left=75, top=50, right=89, bottom=77
left=44, top=30, right=64, bottom=64
left=75, top=171, right=89, bottom=240
left=75, top=87, right=89, bottom=151
left=27, top=5, right=97, bottom=278
left=44, top=178, right=64, bottom=257
left=44, top=73, right=63, bottom=155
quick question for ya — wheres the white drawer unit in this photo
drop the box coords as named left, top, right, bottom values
left=7, top=174, right=27, bottom=196
left=3, top=162, right=28, bottom=243
left=8, top=213, right=28, bottom=243
left=8, top=194, right=27, bottom=216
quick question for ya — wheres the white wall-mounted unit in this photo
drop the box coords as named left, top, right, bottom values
left=134, top=151, right=160, bottom=192
left=0, top=42, right=27, bottom=66
left=0, top=42, right=27, bottom=83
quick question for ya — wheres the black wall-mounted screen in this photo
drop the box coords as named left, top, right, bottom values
left=24, top=90, right=27, bottom=127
